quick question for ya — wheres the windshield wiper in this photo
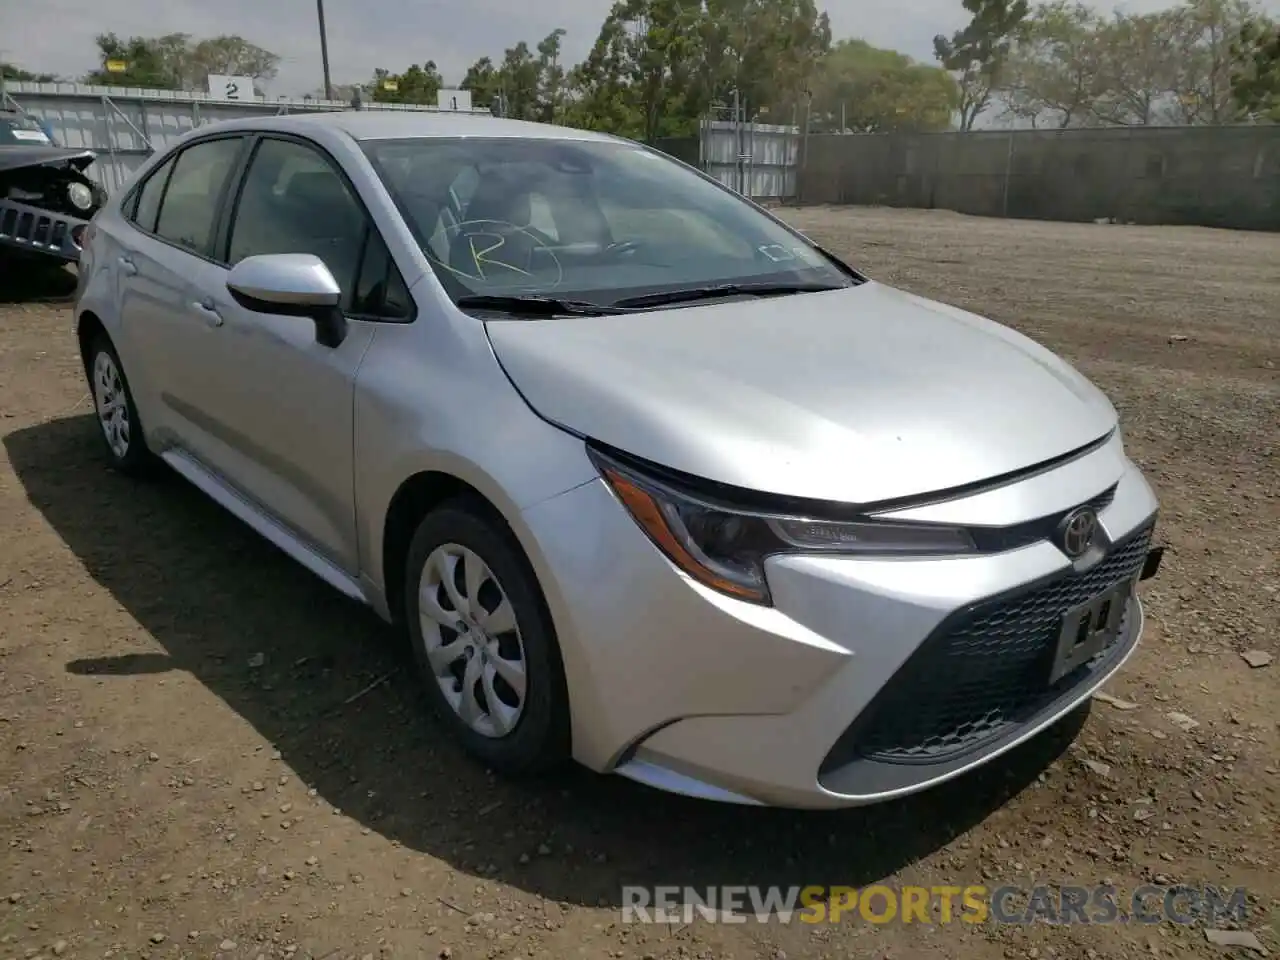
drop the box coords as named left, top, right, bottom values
left=456, top=294, right=626, bottom=317
left=611, top=281, right=847, bottom=310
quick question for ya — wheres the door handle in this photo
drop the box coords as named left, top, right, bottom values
left=192, top=297, right=224, bottom=328
left=117, top=255, right=138, bottom=276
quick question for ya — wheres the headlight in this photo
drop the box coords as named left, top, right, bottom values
left=589, top=447, right=976, bottom=605
left=67, top=182, right=94, bottom=211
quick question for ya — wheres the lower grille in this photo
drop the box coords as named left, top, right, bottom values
left=0, top=197, right=86, bottom=262
left=821, top=524, right=1154, bottom=770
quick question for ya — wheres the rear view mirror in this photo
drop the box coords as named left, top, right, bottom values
left=226, top=253, right=347, bottom=347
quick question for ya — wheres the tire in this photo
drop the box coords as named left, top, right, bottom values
left=86, top=333, right=154, bottom=476
left=403, top=499, right=570, bottom=775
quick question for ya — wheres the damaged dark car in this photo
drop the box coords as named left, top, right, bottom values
left=1, top=109, right=107, bottom=271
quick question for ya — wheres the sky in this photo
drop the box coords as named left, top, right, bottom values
left=3, top=0, right=1279, bottom=98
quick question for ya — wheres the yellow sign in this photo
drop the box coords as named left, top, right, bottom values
left=105, top=59, right=128, bottom=74
left=382, top=79, right=399, bottom=91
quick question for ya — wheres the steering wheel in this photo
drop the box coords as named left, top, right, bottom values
left=583, top=239, right=645, bottom=262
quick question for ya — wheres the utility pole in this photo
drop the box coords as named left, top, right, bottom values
left=316, top=0, right=334, bottom=101
left=732, top=88, right=743, bottom=195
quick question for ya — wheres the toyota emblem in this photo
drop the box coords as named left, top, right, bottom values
left=1058, top=507, right=1098, bottom=559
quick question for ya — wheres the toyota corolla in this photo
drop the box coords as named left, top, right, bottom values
left=73, top=110, right=1162, bottom=809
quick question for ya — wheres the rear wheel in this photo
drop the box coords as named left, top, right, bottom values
left=86, top=334, right=154, bottom=476
left=404, top=500, right=570, bottom=774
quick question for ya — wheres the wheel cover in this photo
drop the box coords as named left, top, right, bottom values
left=92, top=351, right=130, bottom=460
left=417, top=542, right=528, bottom=738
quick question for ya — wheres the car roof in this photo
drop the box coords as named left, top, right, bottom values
left=190, top=110, right=622, bottom=145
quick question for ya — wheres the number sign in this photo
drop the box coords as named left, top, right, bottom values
left=436, top=88, right=472, bottom=112
left=208, top=75, right=256, bottom=101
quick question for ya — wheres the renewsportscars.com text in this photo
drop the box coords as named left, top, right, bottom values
left=620, top=884, right=1249, bottom=925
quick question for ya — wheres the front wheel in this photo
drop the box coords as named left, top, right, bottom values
left=404, top=500, right=571, bottom=775
left=86, top=334, right=154, bottom=476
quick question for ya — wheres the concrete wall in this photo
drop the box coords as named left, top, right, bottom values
left=797, top=125, right=1280, bottom=231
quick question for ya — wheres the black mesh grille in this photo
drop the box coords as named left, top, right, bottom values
left=822, top=524, right=1153, bottom=769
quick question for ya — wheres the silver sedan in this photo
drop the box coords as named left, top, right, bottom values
left=72, top=110, right=1162, bottom=809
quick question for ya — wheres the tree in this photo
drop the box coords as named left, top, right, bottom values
left=567, top=0, right=831, bottom=140
left=461, top=57, right=502, bottom=110
left=496, top=41, right=543, bottom=120
left=537, top=28, right=569, bottom=122
left=304, top=83, right=362, bottom=103
left=568, top=0, right=703, bottom=140
left=810, top=39, right=958, bottom=131
left=1002, top=2, right=1105, bottom=127
left=1162, top=0, right=1260, bottom=123
left=189, top=35, right=280, bottom=91
left=1, top=62, right=58, bottom=82
left=84, top=33, right=188, bottom=88
left=629, top=0, right=704, bottom=140
left=934, top=0, right=1031, bottom=130
left=368, top=62, right=443, bottom=104
left=700, top=0, right=832, bottom=123
left=83, top=33, right=278, bottom=92
left=566, top=14, right=641, bottom=132
left=1231, top=16, right=1280, bottom=119
left=1089, top=10, right=1186, bottom=124
left=995, top=0, right=1270, bottom=126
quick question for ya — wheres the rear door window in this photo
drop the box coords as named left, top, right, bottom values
left=129, top=157, right=176, bottom=233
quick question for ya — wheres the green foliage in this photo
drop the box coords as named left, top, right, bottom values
left=810, top=39, right=959, bottom=132
left=1, top=62, right=58, bottom=82
left=1170, top=0, right=1261, bottom=123
left=368, top=63, right=443, bottom=104
left=1087, top=10, right=1189, bottom=124
left=458, top=30, right=570, bottom=121
left=84, top=33, right=186, bottom=88
left=566, top=0, right=832, bottom=140
left=538, top=29, right=569, bottom=122
left=497, top=41, right=543, bottom=119
left=191, top=36, right=281, bottom=89
left=1231, top=16, right=1280, bottom=119
left=460, top=57, right=501, bottom=108
left=29, top=0, right=1278, bottom=139
left=999, top=0, right=1271, bottom=125
left=1003, top=2, right=1106, bottom=127
left=83, top=33, right=279, bottom=93
left=934, top=0, right=1031, bottom=129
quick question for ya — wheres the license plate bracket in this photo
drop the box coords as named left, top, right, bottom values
left=1049, top=578, right=1134, bottom=684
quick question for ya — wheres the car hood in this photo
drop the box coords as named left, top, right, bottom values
left=484, top=280, right=1118, bottom=506
left=0, top=145, right=96, bottom=174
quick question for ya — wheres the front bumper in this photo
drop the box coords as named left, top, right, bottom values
left=520, top=434, right=1161, bottom=809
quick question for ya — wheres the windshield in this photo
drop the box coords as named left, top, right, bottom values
left=0, top=114, right=52, bottom=146
left=361, top=136, right=856, bottom=309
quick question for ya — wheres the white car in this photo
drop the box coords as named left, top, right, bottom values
left=73, top=110, right=1163, bottom=809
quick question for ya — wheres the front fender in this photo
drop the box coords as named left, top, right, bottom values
left=350, top=310, right=599, bottom=619
left=73, top=225, right=121, bottom=346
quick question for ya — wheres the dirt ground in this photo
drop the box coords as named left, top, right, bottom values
left=1, top=207, right=1276, bottom=960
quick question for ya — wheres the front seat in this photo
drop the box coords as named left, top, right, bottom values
left=447, top=182, right=538, bottom=284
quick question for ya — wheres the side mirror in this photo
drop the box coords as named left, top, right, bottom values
left=226, top=253, right=347, bottom=348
